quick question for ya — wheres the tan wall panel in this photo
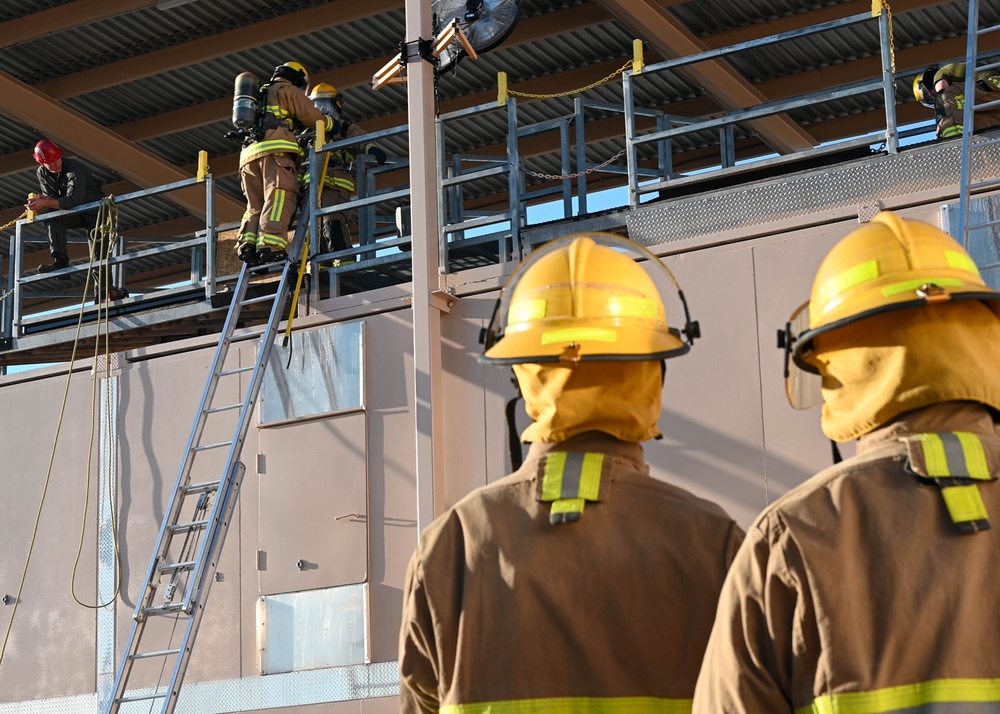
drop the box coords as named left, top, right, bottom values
left=360, top=310, right=416, bottom=663
left=257, top=413, right=368, bottom=594
left=238, top=343, right=265, bottom=677
left=645, top=245, right=774, bottom=527
left=0, top=373, right=98, bottom=701
left=119, top=345, right=244, bottom=686
left=751, top=222, right=856, bottom=507
left=440, top=295, right=494, bottom=506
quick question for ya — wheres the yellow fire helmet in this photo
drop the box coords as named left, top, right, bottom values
left=912, top=65, right=938, bottom=107
left=309, top=82, right=339, bottom=100
left=480, top=232, right=699, bottom=365
left=274, top=60, right=309, bottom=89
left=309, top=82, right=344, bottom=115
left=778, top=211, right=1000, bottom=409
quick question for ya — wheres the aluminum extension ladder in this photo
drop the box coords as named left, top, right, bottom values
left=103, top=205, right=310, bottom=714
left=954, top=0, right=1000, bottom=249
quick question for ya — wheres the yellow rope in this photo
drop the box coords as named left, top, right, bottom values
left=507, top=58, right=633, bottom=99
left=72, top=197, right=123, bottom=609
left=284, top=150, right=331, bottom=347
left=0, top=211, right=27, bottom=233
left=0, top=199, right=120, bottom=674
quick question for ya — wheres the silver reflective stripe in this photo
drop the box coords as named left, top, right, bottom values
left=560, top=452, right=585, bottom=498
left=938, top=432, right=967, bottom=476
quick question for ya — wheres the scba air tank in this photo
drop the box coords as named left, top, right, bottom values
left=232, top=72, right=259, bottom=129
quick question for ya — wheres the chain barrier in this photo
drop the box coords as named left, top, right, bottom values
left=508, top=59, right=633, bottom=100
left=874, top=0, right=896, bottom=75
left=885, top=1, right=896, bottom=75
left=522, top=147, right=628, bottom=181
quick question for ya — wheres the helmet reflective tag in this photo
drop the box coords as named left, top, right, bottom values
left=902, top=432, right=996, bottom=534
left=538, top=452, right=604, bottom=525
left=779, top=301, right=823, bottom=410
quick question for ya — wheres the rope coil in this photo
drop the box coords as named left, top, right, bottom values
left=0, top=196, right=123, bottom=680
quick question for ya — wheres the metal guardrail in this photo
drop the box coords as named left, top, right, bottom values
left=622, top=9, right=899, bottom=207
left=312, top=98, right=526, bottom=298
left=3, top=5, right=951, bottom=336
left=6, top=168, right=219, bottom=341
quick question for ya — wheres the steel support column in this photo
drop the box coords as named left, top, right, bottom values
left=406, top=0, right=446, bottom=539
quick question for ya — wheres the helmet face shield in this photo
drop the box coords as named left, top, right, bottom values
left=481, top=233, right=700, bottom=365
left=312, top=97, right=339, bottom=117
left=778, top=301, right=823, bottom=410
left=775, top=211, right=1000, bottom=410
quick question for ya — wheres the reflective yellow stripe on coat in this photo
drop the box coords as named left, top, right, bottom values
left=800, top=678, right=1000, bottom=714
left=239, top=138, right=303, bottom=165
left=441, top=696, right=693, bottom=713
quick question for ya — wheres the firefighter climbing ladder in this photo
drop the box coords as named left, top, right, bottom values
left=103, top=206, right=310, bottom=714
left=955, top=0, right=1000, bottom=250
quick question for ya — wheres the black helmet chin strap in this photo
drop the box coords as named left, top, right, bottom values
left=831, top=439, right=843, bottom=464
left=505, top=370, right=525, bottom=471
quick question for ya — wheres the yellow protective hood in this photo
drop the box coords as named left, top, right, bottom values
left=513, top=361, right=663, bottom=443
left=811, top=301, right=1000, bottom=442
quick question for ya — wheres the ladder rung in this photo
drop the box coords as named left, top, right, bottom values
left=970, top=134, right=1000, bottom=149
left=240, top=293, right=276, bottom=306
left=183, top=480, right=221, bottom=494
left=191, top=440, right=233, bottom=452
left=168, top=520, right=209, bottom=533
left=218, top=365, right=254, bottom=377
left=976, top=22, right=1000, bottom=36
left=143, top=602, right=186, bottom=616
left=159, top=560, right=195, bottom=574
left=230, top=330, right=267, bottom=343
left=130, top=648, right=181, bottom=660
left=118, top=692, right=167, bottom=704
left=969, top=179, right=1000, bottom=192
left=250, top=260, right=287, bottom=273
left=205, top=403, right=243, bottom=414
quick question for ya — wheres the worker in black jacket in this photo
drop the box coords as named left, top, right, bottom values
left=28, top=140, right=103, bottom=272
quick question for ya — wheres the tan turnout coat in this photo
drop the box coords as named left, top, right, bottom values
left=400, top=431, right=744, bottom=713
left=694, top=402, right=1000, bottom=714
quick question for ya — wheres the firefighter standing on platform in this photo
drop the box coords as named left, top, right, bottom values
left=694, top=212, right=1000, bottom=713
left=236, top=61, right=338, bottom=265
left=399, top=233, right=744, bottom=712
left=303, top=83, right=386, bottom=259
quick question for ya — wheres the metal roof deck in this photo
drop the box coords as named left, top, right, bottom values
left=0, top=0, right=988, bottom=366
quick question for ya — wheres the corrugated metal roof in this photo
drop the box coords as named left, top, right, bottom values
left=0, top=0, right=986, bottom=234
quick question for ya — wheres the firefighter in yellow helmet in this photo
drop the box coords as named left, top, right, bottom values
left=694, top=211, right=1000, bottom=713
left=399, top=233, right=744, bottom=712
left=302, top=82, right=386, bottom=261
left=929, top=62, right=1000, bottom=140
left=236, top=61, right=338, bottom=265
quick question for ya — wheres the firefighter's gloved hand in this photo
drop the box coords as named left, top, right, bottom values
left=368, top=147, right=387, bottom=165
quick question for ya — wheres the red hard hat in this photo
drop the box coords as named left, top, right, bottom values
left=34, top=140, right=62, bottom=165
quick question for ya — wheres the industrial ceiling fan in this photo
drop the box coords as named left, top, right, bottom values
left=432, top=0, right=520, bottom=74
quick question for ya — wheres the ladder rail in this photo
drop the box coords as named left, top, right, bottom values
left=105, top=201, right=311, bottom=713
left=161, top=461, right=246, bottom=714
left=956, top=0, right=980, bottom=246
left=181, top=218, right=306, bottom=611
left=130, top=266, right=256, bottom=619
